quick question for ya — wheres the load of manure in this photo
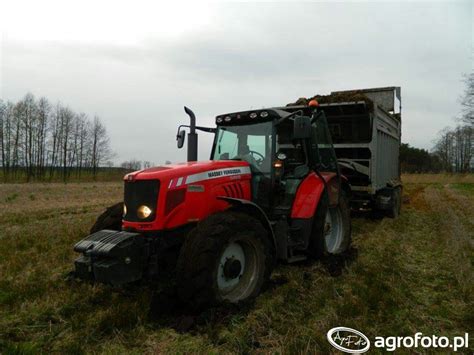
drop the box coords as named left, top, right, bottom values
left=286, top=90, right=374, bottom=110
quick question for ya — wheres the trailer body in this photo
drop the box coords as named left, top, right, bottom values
left=319, top=87, right=402, bottom=212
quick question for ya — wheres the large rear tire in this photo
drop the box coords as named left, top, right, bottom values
left=176, top=211, right=274, bottom=310
left=308, top=190, right=351, bottom=258
left=90, top=202, right=123, bottom=234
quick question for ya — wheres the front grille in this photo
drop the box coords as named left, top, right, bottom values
left=123, top=180, right=160, bottom=222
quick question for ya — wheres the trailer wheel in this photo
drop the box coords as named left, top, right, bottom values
left=90, top=202, right=123, bottom=234
left=309, top=190, right=351, bottom=257
left=176, top=212, right=274, bottom=310
left=386, top=187, right=401, bottom=218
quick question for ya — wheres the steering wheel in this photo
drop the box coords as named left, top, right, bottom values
left=249, top=150, right=264, bottom=166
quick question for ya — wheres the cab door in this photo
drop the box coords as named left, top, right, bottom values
left=308, top=112, right=341, bottom=206
left=309, top=112, right=339, bottom=174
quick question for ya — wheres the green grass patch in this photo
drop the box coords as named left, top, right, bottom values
left=451, top=182, right=474, bottom=194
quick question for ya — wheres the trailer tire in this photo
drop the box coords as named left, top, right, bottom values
left=386, top=187, right=401, bottom=218
left=176, top=211, right=274, bottom=310
left=309, top=190, right=351, bottom=257
left=90, top=202, right=123, bottom=234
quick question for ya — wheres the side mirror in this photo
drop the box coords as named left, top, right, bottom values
left=293, top=116, right=312, bottom=139
left=177, top=130, right=186, bottom=149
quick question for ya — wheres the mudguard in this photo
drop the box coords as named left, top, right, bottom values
left=217, top=196, right=277, bottom=256
left=291, top=172, right=326, bottom=219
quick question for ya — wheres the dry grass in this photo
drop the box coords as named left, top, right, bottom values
left=402, top=173, right=474, bottom=184
left=0, top=175, right=473, bottom=354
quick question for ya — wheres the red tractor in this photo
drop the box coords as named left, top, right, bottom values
left=73, top=102, right=352, bottom=309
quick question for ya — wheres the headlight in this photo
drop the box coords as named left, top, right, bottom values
left=137, top=205, right=152, bottom=219
left=123, top=204, right=127, bottom=217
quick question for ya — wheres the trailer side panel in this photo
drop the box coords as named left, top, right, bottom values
left=372, top=106, right=401, bottom=191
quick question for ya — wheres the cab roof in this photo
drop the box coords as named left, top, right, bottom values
left=215, top=108, right=290, bottom=126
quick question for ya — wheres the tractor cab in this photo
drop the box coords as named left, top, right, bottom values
left=211, top=106, right=340, bottom=218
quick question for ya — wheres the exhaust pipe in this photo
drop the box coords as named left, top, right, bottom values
left=184, top=106, right=198, bottom=162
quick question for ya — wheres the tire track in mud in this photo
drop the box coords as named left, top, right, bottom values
left=383, top=184, right=474, bottom=334
left=404, top=184, right=430, bottom=212
left=443, top=185, right=474, bottom=236
left=422, top=185, right=473, bottom=297
left=424, top=186, right=474, bottom=247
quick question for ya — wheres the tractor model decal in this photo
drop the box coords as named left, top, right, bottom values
left=168, top=166, right=252, bottom=189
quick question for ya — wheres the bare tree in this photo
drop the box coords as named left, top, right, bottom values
left=0, top=102, right=14, bottom=178
left=49, top=103, right=62, bottom=178
left=75, top=113, right=89, bottom=177
left=89, top=116, right=112, bottom=179
left=0, top=94, right=114, bottom=181
left=434, top=73, right=474, bottom=172
left=36, top=97, right=50, bottom=178
left=460, top=72, right=474, bottom=125
left=0, top=100, right=6, bottom=178
left=59, top=106, right=74, bottom=181
left=11, top=102, right=23, bottom=178
left=433, top=125, right=473, bottom=173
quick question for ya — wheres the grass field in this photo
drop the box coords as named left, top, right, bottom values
left=0, top=174, right=473, bottom=354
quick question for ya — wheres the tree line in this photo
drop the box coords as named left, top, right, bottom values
left=0, top=93, right=113, bottom=181
left=400, top=143, right=442, bottom=173
left=402, top=73, right=473, bottom=173
left=120, top=159, right=154, bottom=172
left=402, top=126, right=472, bottom=174
left=432, top=125, right=472, bottom=173
left=2, top=75, right=472, bottom=181
left=432, top=73, right=473, bottom=173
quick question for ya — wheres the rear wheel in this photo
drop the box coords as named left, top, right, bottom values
left=176, top=211, right=274, bottom=310
left=90, top=202, right=123, bottom=233
left=309, top=190, right=351, bottom=257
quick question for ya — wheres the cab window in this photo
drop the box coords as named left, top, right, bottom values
left=212, top=121, right=273, bottom=174
left=311, top=116, right=338, bottom=172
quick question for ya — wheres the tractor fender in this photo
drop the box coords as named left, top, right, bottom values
left=217, top=196, right=277, bottom=256
left=291, top=172, right=326, bottom=219
left=291, top=172, right=349, bottom=219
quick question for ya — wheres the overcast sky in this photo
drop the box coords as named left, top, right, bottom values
left=1, top=0, right=472, bottom=164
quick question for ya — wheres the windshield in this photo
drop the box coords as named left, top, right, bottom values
left=212, top=121, right=273, bottom=174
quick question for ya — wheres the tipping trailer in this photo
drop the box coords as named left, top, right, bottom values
left=285, top=87, right=402, bottom=217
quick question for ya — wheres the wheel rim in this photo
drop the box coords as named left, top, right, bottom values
left=217, top=239, right=260, bottom=302
left=324, top=207, right=343, bottom=254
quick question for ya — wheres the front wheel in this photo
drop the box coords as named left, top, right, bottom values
left=90, top=202, right=123, bottom=234
left=176, top=212, right=274, bottom=310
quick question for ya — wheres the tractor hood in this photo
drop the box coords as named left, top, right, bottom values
left=121, top=160, right=253, bottom=232
left=124, top=160, right=252, bottom=184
